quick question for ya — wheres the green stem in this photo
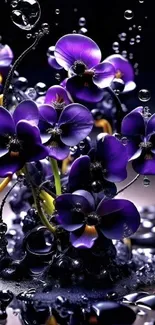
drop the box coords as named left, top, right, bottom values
left=23, top=164, right=56, bottom=233
left=50, top=158, right=62, bottom=195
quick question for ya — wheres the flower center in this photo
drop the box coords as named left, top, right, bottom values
left=73, top=60, right=87, bottom=75
left=53, top=94, right=66, bottom=111
left=7, top=137, right=22, bottom=157
left=139, top=141, right=152, bottom=149
left=47, top=127, right=62, bottom=136
left=115, top=70, right=123, bottom=79
left=90, top=161, right=102, bottom=171
left=86, top=212, right=100, bottom=226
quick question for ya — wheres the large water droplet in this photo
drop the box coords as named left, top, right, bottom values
left=11, top=0, right=41, bottom=31
left=143, top=176, right=150, bottom=187
left=112, top=41, right=119, bottom=51
left=119, top=32, right=127, bottom=41
left=138, top=89, right=151, bottom=102
left=79, top=17, right=86, bottom=26
left=124, top=9, right=134, bottom=20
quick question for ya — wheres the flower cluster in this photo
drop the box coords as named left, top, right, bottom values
left=0, top=33, right=145, bottom=250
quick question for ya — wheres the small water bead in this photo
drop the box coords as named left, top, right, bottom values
left=11, top=0, right=18, bottom=8
left=47, top=45, right=55, bottom=57
left=133, top=24, right=136, bottom=28
left=139, top=0, right=144, bottom=2
left=112, top=41, right=119, bottom=51
left=136, top=35, right=141, bottom=43
left=26, top=33, right=32, bottom=39
left=25, top=87, right=37, bottom=100
left=129, top=27, right=133, bottom=31
left=143, top=176, right=150, bottom=187
left=35, top=82, right=47, bottom=95
left=72, top=30, right=77, bottom=33
left=121, top=137, right=128, bottom=145
left=122, top=50, right=127, bottom=58
left=55, top=73, right=61, bottom=81
left=55, top=8, right=60, bottom=14
left=138, top=89, right=151, bottom=102
left=79, top=17, right=86, bottom=26
left=138, top=25, right=142, bottom=31
left=119, top=32, right=127, bottom=41
left=124, top=9, right=134, bottom=20
left=129, top=53, right=134, bottom=59
left=130, top=38, right=135, bottom=45
left=74, top=8, right=78, bottom=12
left=41, top=22, right=49, bottom=34
left=11, top=0, right=41, bottom=31
left=78, top=27, right=88, bottom=34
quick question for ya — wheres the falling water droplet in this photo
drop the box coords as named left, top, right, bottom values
left=11, top=0, right=41, bottom=30
left=136, top=35, right=141, bottom=43
left=143, top=176, right=150, bottom=187
left=112, top=41, right=119, bottom=51
left=119, top=32, right=127, bottom=41
left=124, top=10, right=134, bottom=20
left=78, top=17, right=86, bottom=26
left=138, top=89, right=151, bottom=102
left=130, top=38, right=135, bottom=45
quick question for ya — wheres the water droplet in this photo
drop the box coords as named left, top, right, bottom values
left=79, top=17, right=86, bottom=26
left=129, top=27, right=133, bottom=31
left=55, top=8, right=60, bottom=14
left=11, top=0, right=18, bottom=8
left=130, top=38, right=135, bottom=45
left=134, top=62, right=139, bottom=68
left=143, top=176, right=150, bottom=187
left=138, top=25, right=142, bottom=31
left=129, top=53, right=134, bottom=59
left=122, top=50, right=127, bottom=58
left=41, top=22, right=49, bottom=34
left=119, top=32, right=127, bottom=41
left=124, top=9, right=134, bottom=20
left=78, top=27, right=88, bottom=34
left=47, top=45, right=55, bottom=57
left=72, top=30, right=77, bottom=33
left=112, top=41, right=119, bottom=51
left=139, top=0, right=144, bottom=3
left=35, top=82, right=47, bottom=95
left=11, top=0, right=41, bottom=30
left=25, top=87, right=37, bottom=100
left=138, top=89, right=151, bottom=102
left=26, top=33, right=32, bottom=39
left=122, top=137, right=128, bottom=145
left=136, top=35, right=141, bottom=43
left=55, top=73, right=61, bottom=81
left=133, top=24, right=136, bottom=28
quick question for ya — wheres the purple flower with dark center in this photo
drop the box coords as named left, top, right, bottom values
left=68, top=133, right=128, bottom=194
left=36, top=85, right=72, bottom=109
left=121, top=107, right=155, bottom=175
left=38, top=103, right=94, bottom=160
left=105, top=54, right=136, bottom=93
left=0, top=44, right=13, bottom=68
left=53, top=34, right=115, bottom=102
left=0, top=100, right=48, bottom=177
left=55, top=190, right=140, bottom=248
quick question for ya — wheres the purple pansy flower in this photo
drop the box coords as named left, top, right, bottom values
left=53, top=34, right=115, bottom=102
left=121, top=107, right=155, bottom=175
left=55, top=190, right=140, bottom=248
left=0, top=100, right=48, bottom=177
left=0, top=44, right=13, bottom=68
left=38, top=103, right=94, bottom=160
left=69, top=133, right=128, bottom=194
left=36, top=85, right=72, bottom=112
left=105, top=54, right=136, bottom=93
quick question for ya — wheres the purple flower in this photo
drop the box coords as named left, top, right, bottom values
left=53, top=34, right=115, bottom=102
left=0, top=44, right=13, bottom=68
left=55, top=190, right=140, bottom=248
left=44, top=85, right=72, bottom=108
left=121, top=107, right=155, bottom=175
left=105, top=54, right=136, bottom=93
left=0, top=100, right=48, bottom=177
left=69, top=133, right=128, bottom=194
left=47, top=45, right=63, bottom=70
left=38, top=103, right=94, bottom=160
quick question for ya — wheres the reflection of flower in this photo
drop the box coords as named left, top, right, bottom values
left=55, top=190, right=140, bottom=248
left=105, top=54, right=136, bottom=93
left=53, top=34, right=115, bottom=102
left=69, top=134, right=128, bottom=194
left=0, top=100, right=48, bottom=177
left=38, top=103, right=93, bottom=160
left=121, top=107, right=155, bottom=175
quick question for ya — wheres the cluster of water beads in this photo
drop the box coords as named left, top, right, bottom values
left=26, top=23, right=50, bottom=39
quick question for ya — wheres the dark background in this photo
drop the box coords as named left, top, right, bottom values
left=0, top=0, right=155, bottom=207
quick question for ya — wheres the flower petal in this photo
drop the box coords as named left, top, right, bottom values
left=147, top=114, right=155, bottom=136
left=97, top=199, right=140, bottom=240
left=69, top=155, right=91, bottom=191
left=38, top=104, right=57, bottom=124
left=66, top=75, right=104, bottom=103
left=59, top=103, right=93, bottom=146
left=70, top=225, right=98, bottom=248
left=13, top=100, right=39, bottom=126
left=54, top=34, right=101, bottom=71
left=55, top=193, right=92, bottom=231
left=125, top=137, right=142, bottom=160
left=48, top=140, right=70, bottom=160
left=45, top=85, right=72, bottom=106
left=121, top=107, right=145, bottom=136
left=73, top=190, right=95, bottom=210
left=96, top=134, right=128, bottom=182
left=105, top=54, right=134, bottom=83
left=0, top=45, right=13, bottom=67
left=93, top=62, right=115, bottom=88
left=48, top=56, right=63, bottom=70
left=0, top=106, right=15, bottom=136
left=132, top=152, right=155, bottom=175
left=0, top=153, right=23, bottom=177
left=124, top=81, right=136, bottom=93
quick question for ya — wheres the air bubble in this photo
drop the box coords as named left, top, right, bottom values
left=26, top=33, right=32, bottom=39
left=11, top=0, right=41, bottom=31
left=122, top=50, right=127, bottom=58
left=129, top=53, right=134, bottom=59
left=138, top=89, right=151, bottom=102
left=79, top=17, right=86, bottom=26
left=136, top=35, right=141, bottom=43
left=55, top=8, right=60, bottom=14
left=124, top=10, right=134, bottom=20
left=112, top=41, right=119, bottom=51
left=130, top=38, right=135, bottom=45
left=25, top=87, right=37, bottom=100
left=138, top=25, right=142, bottom=31
left=55, top=73, right=61, bottom=81
left=139, top=0, right=144, bottom=3
left=119, top=32, right=127, bottom=41
left=143, top=176, right=150, bottom=187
